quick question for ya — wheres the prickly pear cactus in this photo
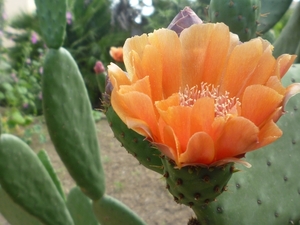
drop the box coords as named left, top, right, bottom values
left=34, top=0, right=66, bottom=48
left=190, top=64, right=300, bottom=225
left=209, top=0, right=260, bottom=42
left=43, top=48, right=106, bottom=200
left=0, top=134, right=74, bottom=225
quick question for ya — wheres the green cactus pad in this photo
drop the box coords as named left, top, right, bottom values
left=37, top=149, right=66, bottom=201
left=273, top=1, right=300, bottom=57
left=93, top=194, right=146, bottom=225
left=105, top=106, right=163, bottom=175
left=209, top=0, right=260, bottom=42
left=34, top=0, right=66, bottom=49
left=43, top=47, right=105, bottom=200
left=190, top=64, right=300, bottom=224
left=0, top=187, right=43, bottom=225
left=0, top=134, right=74, bottom=225
left=162, top=157, right=234, bottom=220
left=261, top=29, right=276, bottom=43
left=67, top=186, right=99, bottom=225
left=257, top=0, right=293, bottom=34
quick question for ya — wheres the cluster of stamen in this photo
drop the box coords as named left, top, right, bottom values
left=179, top=83, right=241, bottom=117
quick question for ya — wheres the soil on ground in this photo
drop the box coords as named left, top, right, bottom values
left=0, top=116, right=194, bottom=225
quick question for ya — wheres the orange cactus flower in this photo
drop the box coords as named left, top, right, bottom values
left=109, top=47, right=123, bottom=62
left=108, top=23, right=299, bottom=168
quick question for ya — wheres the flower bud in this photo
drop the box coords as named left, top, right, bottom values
left=94, top=61, right=105, bottom=74
left=167, top=7, right=203, bottom=36
left=109, top=47, right=123, bottom=62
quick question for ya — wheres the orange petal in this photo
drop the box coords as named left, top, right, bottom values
left=108, top=63, right=131, bottom=89
left=190, top=97, right=215, bottom=135
left=179, top=132, right=215, bottom=166
left=211, top=116, right=226, bottom=142
left=156, top=104, right=192, bottom=150
left=236, top=42, right=276, bottom=96
left=123, top=34, right=149, bottom=79
left=265, top=76, right=286, bottom=95
left=214, top=117, right=259, bottom=161
left=180, top=23, right=215, bottom=87
left=111, top=77, right=158, bottom=138
left=241, top=85, right=283, bottom=127
left=201, top=23, right=239, bottom=86
left=283, top=83, right=300, bottom=110
left=127, top=50, right=144, bottom=83
left=220, top=38, right=263, bottom=97
left=250, top=120, right=282, bottom=150
left=161, top=125, right=181, bottom=165
left=148, top=29, right=182, bottom=98
left=155, top=93, right=180, bottom=111
left=141, top=45, right=163, bottom=101
left=275, top=54, right=297, bottom=78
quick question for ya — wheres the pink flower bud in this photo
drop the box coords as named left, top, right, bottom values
left=94, top=61, right=105, bottom=74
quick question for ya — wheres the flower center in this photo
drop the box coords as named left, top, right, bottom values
left=179, top=83, right=240, bottom=117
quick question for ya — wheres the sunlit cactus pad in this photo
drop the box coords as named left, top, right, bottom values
left=198, top=64, right=300, bottom=224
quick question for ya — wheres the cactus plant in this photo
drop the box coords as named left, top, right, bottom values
left=1, top=1, right=300, bottom=225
